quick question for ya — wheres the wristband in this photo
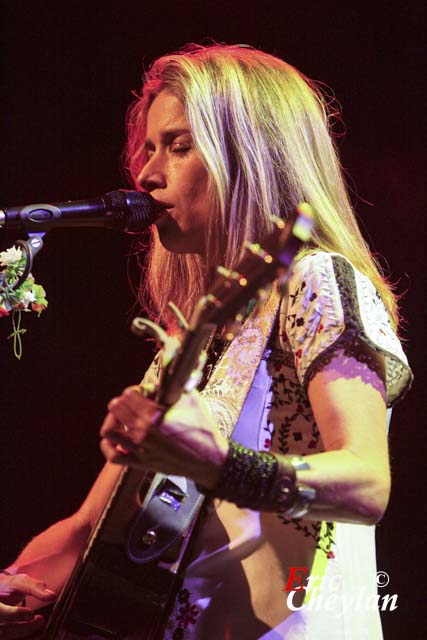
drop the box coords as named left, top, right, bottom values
left=200, top=440, right=316, bottom=517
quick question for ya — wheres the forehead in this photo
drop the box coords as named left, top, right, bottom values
left=146, top=92, right=189, bottom=134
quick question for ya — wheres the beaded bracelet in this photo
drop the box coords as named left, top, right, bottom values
left=200, top=440, right=316, bottom=517
left=209, top=440, right=281, bottom=510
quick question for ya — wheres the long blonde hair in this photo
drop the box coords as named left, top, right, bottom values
left=125, top=43, right=398, bottom=330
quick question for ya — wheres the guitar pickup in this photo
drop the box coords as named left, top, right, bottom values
left=156, top=478, right=187, bottom=512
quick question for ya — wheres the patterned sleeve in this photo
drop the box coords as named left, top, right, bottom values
left=280, top=251, right=413, bottom=407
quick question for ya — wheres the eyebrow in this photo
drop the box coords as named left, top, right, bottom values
left=144, top=128, right=192, bottom=150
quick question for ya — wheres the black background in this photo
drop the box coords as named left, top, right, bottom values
left=1, top=2, right=425, bottom=637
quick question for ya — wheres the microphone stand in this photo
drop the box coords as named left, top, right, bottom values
left=9, top=234, right=45, bottom=290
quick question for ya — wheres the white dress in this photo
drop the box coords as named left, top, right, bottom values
left=162, top=252, right=412, bottom=640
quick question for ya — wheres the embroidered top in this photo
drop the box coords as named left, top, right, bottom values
left=159, top=252, right=412, bottom=640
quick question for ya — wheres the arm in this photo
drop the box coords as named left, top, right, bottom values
left=100, top=346, right=389, bottom=526
left=292, top=348, right=390, bottom=524
left=5, top=461, right=122, bottom=609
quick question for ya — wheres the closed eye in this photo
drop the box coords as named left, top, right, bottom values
left=171, top=142, right=191, bottom=154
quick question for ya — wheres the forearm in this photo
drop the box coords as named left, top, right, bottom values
left=201, top=440, right=390, bottom=526
left=6, top=513, right=90, bottom=607
left=9, top=513, right=89, bottom=572
left=6, top=462, right=122, bottom=604
left=296, top=351, right=390, bottom=524
left=293, top=448, right=390, bottom=524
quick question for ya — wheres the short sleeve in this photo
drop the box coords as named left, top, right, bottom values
left=281, top=252, right=413, bottom=407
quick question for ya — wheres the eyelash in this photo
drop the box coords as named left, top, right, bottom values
left=171, top=144, right=191, bottom=154
left=145, top=144, right=191, bottom=159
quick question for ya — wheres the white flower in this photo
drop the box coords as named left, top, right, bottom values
left=20, top=290, right=36, bottom=307
left=0, top=246, right=23, bottom=266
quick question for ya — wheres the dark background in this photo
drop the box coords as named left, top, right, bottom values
left=1, top=2, right=425, bottom=637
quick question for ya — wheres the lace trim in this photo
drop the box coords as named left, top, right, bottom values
left=304, top=255, right=413, bottom=406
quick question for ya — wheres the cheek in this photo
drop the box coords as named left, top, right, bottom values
left=178, top=161, right=210, bottom=204
left=191, top=173, right=210, bottom=205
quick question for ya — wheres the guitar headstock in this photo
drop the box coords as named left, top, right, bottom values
left=190, top=202, right=315, bottom=331
left=132, top=202, right=315, bottom=406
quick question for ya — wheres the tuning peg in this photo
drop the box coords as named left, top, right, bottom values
left=131, top=317, right=180, bottom=368
left=269, top=214, right=286, bottom=229
left=131, top=317, right=169, bottom=344
left=216, top=265, right=231, bottom=278
left=216, top=266, right=233, bottom=288
left=293, top=202, right=315, bottom=241
left=216, top=265, right=248, bottom=287
left=206, top=293, right=223, bottom=308
left=167, top=301, right=189, bottom=330
left=244, top=241, right=273, bottom=264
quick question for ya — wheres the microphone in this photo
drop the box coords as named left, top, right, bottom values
left=0, top=190, right=160, bottom=233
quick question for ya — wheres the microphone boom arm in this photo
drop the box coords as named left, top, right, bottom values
left=0, top=190, right=158, bottom=233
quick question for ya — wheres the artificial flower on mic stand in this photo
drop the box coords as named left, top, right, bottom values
left=0, top=244, right=47, bottom=359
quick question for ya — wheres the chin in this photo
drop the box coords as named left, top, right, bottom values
left=159, top=234, right=203, bottom=255
left=156, top=221, right=204, bottom=255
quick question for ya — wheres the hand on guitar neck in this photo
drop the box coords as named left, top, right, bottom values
left=100, top=385, right=229, bottom=491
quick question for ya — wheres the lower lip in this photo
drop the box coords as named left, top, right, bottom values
left=155, top=208, right=172, bottom=224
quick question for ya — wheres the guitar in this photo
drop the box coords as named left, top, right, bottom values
left=40, top=203, right=314, bottom=639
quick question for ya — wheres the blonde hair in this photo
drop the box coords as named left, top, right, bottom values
left=125, top=43, right=398, bottom=330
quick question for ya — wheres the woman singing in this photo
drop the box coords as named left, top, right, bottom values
left=2, top=44, right=412, bottom=639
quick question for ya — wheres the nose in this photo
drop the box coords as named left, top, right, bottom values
left=137, top=154, right=167, bottom=192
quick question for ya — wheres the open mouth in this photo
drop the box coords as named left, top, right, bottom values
left=154, top=207, right=174, bottom=229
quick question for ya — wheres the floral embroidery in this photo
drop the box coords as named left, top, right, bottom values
left=260, top=415, right=275, bottom=451
left=276, top=518, right=336, bottom=559
left=280, top=328, right=288, bottom=342
left=177, top=589, right=190, bottom=603
left=168, top=588, right=201, bottom=639
left=268, top=360, right=319, bottom=455
left=177, top=602, right=200, bottom=628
